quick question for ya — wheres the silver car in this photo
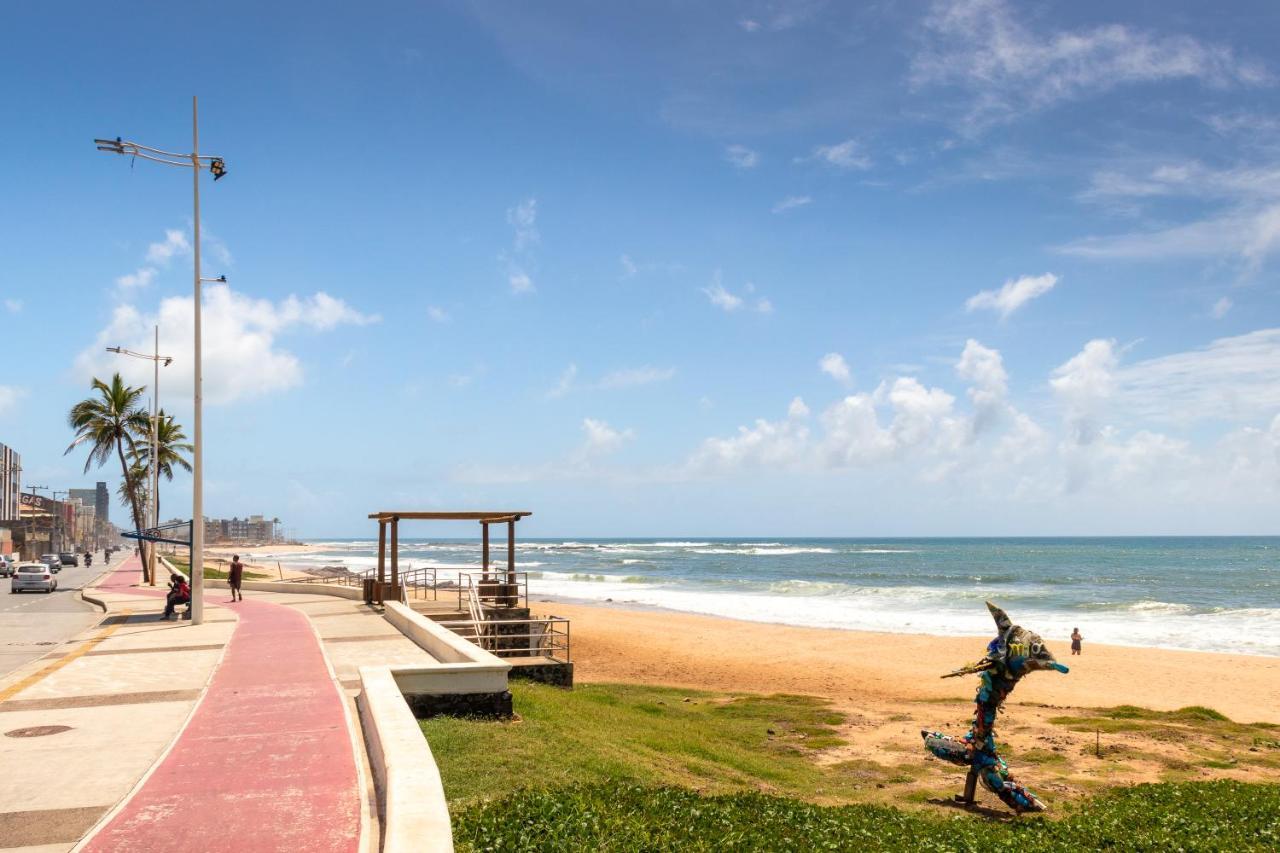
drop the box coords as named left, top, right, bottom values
left=0, top=555, right=14, bottom=577
left=11, top=563, right=58, bottom=593
left=38, top=554, right=62, bottom=573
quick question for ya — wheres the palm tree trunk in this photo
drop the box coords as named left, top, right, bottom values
left=115, top=440, right=150, bottom=584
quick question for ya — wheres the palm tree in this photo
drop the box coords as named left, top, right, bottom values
left=131, top=409, right=193, bottom=523
left=65, top=374, right=153, bottom=581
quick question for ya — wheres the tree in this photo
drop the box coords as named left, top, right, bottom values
left=65, top=374, right=153, bottom=582
left=130, top=409, right=193, bottom=523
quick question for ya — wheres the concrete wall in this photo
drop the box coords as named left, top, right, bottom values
left=357, top=666, right=454, bottom=853
left=204, top=577, right=363, bottom=600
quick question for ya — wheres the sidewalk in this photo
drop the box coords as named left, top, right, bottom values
left=0, top=558, right=235, bottom=851
left=0, top=557, right=370, bottom=852
left=84, top=557, right=363, bottom=853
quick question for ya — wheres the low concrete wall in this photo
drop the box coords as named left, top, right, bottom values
left=357, top=666, right=454, bottom=853
left=384, top=601, right=508, bottom=667
left=205, top=577, right=363, bottom=600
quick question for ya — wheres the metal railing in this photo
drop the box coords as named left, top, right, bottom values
left=397, top=566, right=440, bottom=601
left=434, top=616, right=570, bottom=662
left=456, top=571, right=528, bottom=610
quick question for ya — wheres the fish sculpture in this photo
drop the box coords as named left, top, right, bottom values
left=921, top=601, right=1068, bottom=813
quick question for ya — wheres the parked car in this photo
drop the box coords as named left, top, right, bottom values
left=39, top=554, right=62, bottom=573
left=0, top=555, right=14, bottom=577
left=11, top=562, right=57, bottom=593
left=59, top=552, right=79, bottom=567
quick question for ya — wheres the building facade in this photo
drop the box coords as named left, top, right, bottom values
left=204, top=514, right=281, bottom=544
left=0, top=443, right=20, bottom=521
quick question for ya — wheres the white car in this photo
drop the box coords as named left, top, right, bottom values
left=39, top=554, right=62, bottom=574
left=0, top=555, right=14, bottom=577
left=11, top=563, right=58, bottom=593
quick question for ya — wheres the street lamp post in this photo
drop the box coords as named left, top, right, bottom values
left=107, top=328, right=173, bottom=586
left=95, top=97, right=227, bottom=625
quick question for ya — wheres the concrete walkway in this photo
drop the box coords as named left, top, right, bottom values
left=0, top=558, right=236, bottom=852
left=81, top=558, right=363, bottom=853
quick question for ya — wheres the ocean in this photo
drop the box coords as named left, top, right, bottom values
left=270, top=537, right=1280, bottom=657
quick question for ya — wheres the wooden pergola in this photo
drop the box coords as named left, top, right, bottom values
left=366, top=510, right=533, bottom=604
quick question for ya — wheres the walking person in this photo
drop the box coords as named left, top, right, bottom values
left=1070, top=627, right=1083, bottom=656
left=228, top=554, right=244, bottom=602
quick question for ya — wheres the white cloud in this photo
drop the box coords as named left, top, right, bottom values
left=546, top=363, right=578, bottom=399
left=1051, top=338, right=1117, bottom=445
left=75, top=284, right=378, bottom=405
left=772, top=195, right=812, bottom=213
left=702, top=272, right=772, bottom=314
left=688, top=397, right=812, bottom=472
left=145, top=229, right=190, bottom=265
left=965, top=273, right=1057, bottom=319
left=427, top=306, right=451, bottom=323
left=703, top=277, right=744, bottom=312
left=738, top=19, right=761, bottom=33
left=725, top=144, right=760, bottom=169
left=620, top=254, right=638, bottom=278
left=1211, top=297, right=1233, bottom=319
left=507, top=198, right=539, bottom=251
left=508, top=268, right=535, bottom=294
left=115, top=267, right=158, bottom=291
left=0, top=385, right=25, bottom=417
left=113, top=227, right=195, bottom=293
left=912, top=0, right=1268, bottom=132
left=580, top=418, right=635, bottom=456
left=1112, top=328, right=1280, bottom=423
left=956, top=338, right=1009, bottom=435
left=803, top=139, right=871, bottom=170
left=597, top=366, right=677, bottom=390
left=549, top=364, right=675, bottom=398
left=4, top=298, right=23, bottom=313
left=819, top=352, right=852, bottom=385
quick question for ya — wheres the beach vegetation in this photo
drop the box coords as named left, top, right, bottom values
left=452, top=780, right=1280, bottom=852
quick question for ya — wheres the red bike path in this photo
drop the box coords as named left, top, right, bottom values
left=82, top=556, right=362, bottom=853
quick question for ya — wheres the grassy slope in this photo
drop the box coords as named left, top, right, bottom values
left=424, top=682, right=1280, bottom=852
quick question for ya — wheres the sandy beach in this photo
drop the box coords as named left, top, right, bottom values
left=529, top=599, right=1280, bottom=800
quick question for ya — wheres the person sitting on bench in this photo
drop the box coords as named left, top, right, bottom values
left=163, top=574, right=191, bottom=620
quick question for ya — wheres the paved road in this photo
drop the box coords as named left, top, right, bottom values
left=0, top=551, right=128, bottom=681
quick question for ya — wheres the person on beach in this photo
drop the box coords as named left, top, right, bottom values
left=1071, top=627, right=1083, bottom=655
left=163, top=574, right=191, bottom=620
left=229, top=554, right=244, bottom=602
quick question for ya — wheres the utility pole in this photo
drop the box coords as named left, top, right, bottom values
left=95, top=98, right=227, bottom=624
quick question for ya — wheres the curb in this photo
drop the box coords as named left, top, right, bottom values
left=358, top=666, right=454, bottom=853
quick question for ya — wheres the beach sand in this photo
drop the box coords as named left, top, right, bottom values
left=531, top=599, right=1280, bottom=802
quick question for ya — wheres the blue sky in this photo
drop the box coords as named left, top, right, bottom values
left=2, top=0, right=1279, bottom=537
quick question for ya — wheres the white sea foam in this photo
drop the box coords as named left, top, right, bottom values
left=525, top=577, right=1280, bottom=657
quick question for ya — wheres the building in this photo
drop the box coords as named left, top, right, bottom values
left=69, top=482, right=110, bottom=548
left=68, top=482, right=109, bottom=527
left=0, top=443, right=20, bottom=521
left=204, top=514, right=282, bottom=544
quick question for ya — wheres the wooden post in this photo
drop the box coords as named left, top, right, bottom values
left=391, top=515, right=400, bottom=599
left=376, top=520, right=386, bottom=605
left=506, top=518, right=515, bottom=587
left=481, top=521, right=490, bottom=582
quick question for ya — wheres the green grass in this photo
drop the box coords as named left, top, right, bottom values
left=421, top=682, right=885, bottom=806
left=164, top=555, right=268, bottom=581
left=452, top=781, right=1280, bottom=852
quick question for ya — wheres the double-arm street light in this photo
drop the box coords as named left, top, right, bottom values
left=95, top=97, right=227, bottom=625
left=107, top=327, right=173, bottom=586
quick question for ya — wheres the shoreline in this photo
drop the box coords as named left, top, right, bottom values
left=531, top=597, right=1280, bottom=725
left=531, top=591, right=1280, bottom=660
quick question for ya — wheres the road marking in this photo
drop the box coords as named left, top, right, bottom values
left=0, top=612, right=131, bottom=704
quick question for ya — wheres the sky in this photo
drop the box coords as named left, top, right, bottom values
left=1, top=0, right=1279, bottom=537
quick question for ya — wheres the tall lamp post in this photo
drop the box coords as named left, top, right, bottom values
left=95, top=97, right=227, bottom=625
left=107, top=327, right=173, bottom=586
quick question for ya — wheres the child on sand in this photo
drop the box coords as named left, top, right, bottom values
left=1071, top=628, right=1083, bottom=655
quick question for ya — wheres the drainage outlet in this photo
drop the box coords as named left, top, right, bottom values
left=5, top=725, right=72, bottom=738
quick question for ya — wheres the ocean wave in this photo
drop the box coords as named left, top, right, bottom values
left=702, top=547, right=837, bottom=555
